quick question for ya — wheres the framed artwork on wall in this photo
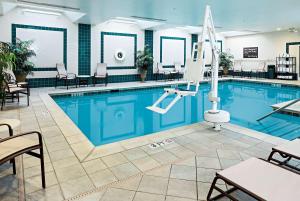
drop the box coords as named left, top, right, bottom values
left=243, top=47, right=258, bottom=58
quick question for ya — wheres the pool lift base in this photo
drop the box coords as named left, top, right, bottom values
left=204, top=110, right=230, bottom=131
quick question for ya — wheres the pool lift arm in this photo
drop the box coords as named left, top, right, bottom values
left=147, top=5, right=230, bottom=130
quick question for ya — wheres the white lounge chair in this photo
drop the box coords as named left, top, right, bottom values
left=155, top=63, right=171, bottom=81
left=55, top=63, right=77, bottom=89
left=0, top=123, right=45, bottom=188
left=93, top=63, right=108, bottom=86
left=268, top=139, right=300, bottom=171
left=207, top=157, right=300, bottom=201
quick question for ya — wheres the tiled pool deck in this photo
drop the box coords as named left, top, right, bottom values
left=0, top=78, right=299, bottom=201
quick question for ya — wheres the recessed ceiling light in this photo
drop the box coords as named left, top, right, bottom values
left=276, top=27, right=281, bottom=31
left=22, top=9, right=61, bottom=16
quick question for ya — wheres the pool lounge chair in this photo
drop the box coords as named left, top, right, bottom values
left=93, top=63, right=108, bottom=86
left=268, top=139, right=300, bottom=171
left=3, top=69, right=29, bottom=89
left=55, top=63, right=77, bottom=89
left=154, top=63, right=171, bottom=81
left=207, top=157, right=300, bottom=201
left=0, top=126, right=45, bottom=188
left=1, top=79, right=29, bottom=110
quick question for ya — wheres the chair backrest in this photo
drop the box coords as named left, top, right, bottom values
left=56, top=63, right=67, bottom=77
left=96, top=63, right=107, bottom=76
left=174, top=62, right=182, bottom=71
left=3, top=69, right=16, bottom=83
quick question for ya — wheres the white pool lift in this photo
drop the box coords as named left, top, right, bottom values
left=147, top=5, right=230, bottom=130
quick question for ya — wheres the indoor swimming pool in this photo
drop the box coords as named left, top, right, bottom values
left=52, top=81, right=300, bottom=146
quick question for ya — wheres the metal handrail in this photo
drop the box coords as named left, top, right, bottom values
left=257, top=98, right=300, bottom=121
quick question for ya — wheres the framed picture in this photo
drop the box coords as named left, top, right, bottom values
left=243, top=47, right=258, bottom=58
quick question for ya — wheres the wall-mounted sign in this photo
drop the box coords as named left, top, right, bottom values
left=114, top=49, right=126, bottom=62
left=243, top=47, right=258, bottom=58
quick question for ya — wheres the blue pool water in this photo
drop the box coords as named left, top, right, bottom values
left=52, top=81, right=300, bottom=146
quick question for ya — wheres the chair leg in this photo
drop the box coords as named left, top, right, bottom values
left=40, top=146, right=46, bottom=189
left=93, top=77, right=96, bottom=86
left=105, top=77, right=108, bottom=86
left=11, top=159, right=16, bottom=175
left=55, top=77, right=57, bottom=88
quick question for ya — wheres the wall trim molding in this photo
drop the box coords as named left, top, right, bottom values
left=160, top=36, right=186, bottom=68
left=286, top=42, right=300, bottom=53
left=11, top=24, right=67, bottom=71
left=100, top=31, right=137, bottom=70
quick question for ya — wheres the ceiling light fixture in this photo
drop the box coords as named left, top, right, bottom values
left=22, top=9, right=61, bottom=16
left=276, top=27, right=281, bottom=31
left=109, top=19, right=137, bottom=25
left=130, top=16, right=167, bottom=22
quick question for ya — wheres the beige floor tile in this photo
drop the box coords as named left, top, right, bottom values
left=82, top=159, right=107, bottom=174
left=165, top=196, right=196, bottom=201
left=167, top=146, right=195, bottom=159
left=197, top=168, right=218, bottom=183
left=52, top=156, right=80, bottom=170
left=174, top=157, right=196, bottom=167
left=89, top=169, right=118, bottom=187
left=170, top=165, right=196, bottom=181
left=145, top=165, right=171, bottom=178
left=122, top=148, right=148, bottom=161
left=133, top=192, right=165, bottom=201
left=25, top=171, right=58, bottom=194
left=60, top=175, right=95, bottom=199
left=110, top=162, right=141, bottom=180
left=196, top=156, right=221, bottom=169
left=217, top=149, right=242, bottom=160
left=26, top=185, right=64, bottom=201
left=76, top=190, right=106, bottom=201
left=101, top=153, right=128, bottom=167
left=55, top=164, right=86, bottom=182
left=150, top=151, right=178, bottom=165
left=49, top=148, right=75, bottom=162
left=138, top=175, right=168, bottom=195
left=219, top=158, right=242, bottom=169
left=131, top=156, right=161, bottom=172
left=198, top=182, right=227, bottom=201
left=167, top=179, right=197, bottom=200
left=112, top=175, right=142, bottom=191
left=100, top=187, right=135, bottom=201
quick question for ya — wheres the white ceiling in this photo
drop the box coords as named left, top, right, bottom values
left=1, top=0, right=300, bottom=33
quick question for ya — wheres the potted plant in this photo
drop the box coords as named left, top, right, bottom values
left=9, top=39, right=36, bottom=82
left=219, top=52, right=234, bottom=76
left=0, top=42, right=15, bottom=96
left=136, top=46, right=153, bottom=82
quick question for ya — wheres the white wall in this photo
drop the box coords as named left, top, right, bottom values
left=0, top=7, right=78, bottom=78
left=91, top=22, right=145, bottom=76
left=225, top=31, right=300, bottom=74
left=153, top=28, right=192, bottom=70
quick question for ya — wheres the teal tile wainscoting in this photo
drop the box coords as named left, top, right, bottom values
left=78, top=24, right=91, bottom=75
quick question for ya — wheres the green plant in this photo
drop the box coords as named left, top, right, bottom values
left=0, top=42, right=15, bottom=95
left=219, top=52, right=234, bottom=70
left=9, top=38, right=36, bottom=76
left=136, top=46, right=154, bottom=73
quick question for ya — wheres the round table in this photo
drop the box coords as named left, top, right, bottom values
left=0, top=119, right=21, bottom=134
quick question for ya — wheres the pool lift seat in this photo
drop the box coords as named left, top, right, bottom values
left=146, top=42, right=205, bottom=114
left=147, top=5, right=230, bottom=130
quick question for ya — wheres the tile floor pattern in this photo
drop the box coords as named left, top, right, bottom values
left=0, top=80, right=299, bottom=201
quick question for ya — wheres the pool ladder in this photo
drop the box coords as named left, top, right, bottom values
left=257, top=98, right=300, bottom=121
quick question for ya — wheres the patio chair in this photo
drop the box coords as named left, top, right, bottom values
left=1, top=79, right=29, bottom=110
left=154, top=63, right=171, bottom=81
left=0, top=128, right=45, bottom=188
left=55, top=63, right=77, bottom=90
left=93, top=63, right=108, bottom=86
left=268, top=139, right=300, bottom=171
left=207, top=157, right=300, bottom=201
left=3, top=69, right=28, bottom=89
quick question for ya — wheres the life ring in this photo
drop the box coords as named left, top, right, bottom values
left=114, top=50, right=126, bottom=62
